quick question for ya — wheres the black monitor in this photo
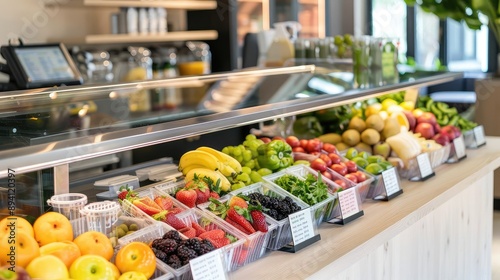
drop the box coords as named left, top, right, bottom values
left=1, top=43, right=83, bottom=89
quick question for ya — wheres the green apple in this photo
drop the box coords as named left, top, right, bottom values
left=69, top=255, right=116, bottom=280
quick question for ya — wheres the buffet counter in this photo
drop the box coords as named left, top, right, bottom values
left=233, top=137, right=498, bottom=280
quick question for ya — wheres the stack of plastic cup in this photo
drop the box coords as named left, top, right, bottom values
left=80, top=201, right=121, bottom=237
left=47, top=193, right=88, bottom=237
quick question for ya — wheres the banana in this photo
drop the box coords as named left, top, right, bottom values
left=179, top=164, right=210, bottom=175
left=178, top=150, right=222, bottom=175
left=184, top=167, right=231, bottom=192
left=196, top=146, right=242, bottom=173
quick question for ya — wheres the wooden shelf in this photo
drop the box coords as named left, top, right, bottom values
left=83, top=0, right=217, bottom=9
left=85, top=30, right=218, bottom=44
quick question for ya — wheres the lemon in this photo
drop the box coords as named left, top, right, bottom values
left=365, top=103, right=382, bottom=117
left=400, top=101, right=415, bottom=111
left=381, top=98, right=398, bottom=111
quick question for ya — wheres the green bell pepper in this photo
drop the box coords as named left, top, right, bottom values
left=257, top=140, right=293, bottom=171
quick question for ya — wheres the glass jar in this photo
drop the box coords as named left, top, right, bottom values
left=177, top=41, right=211, bottom=76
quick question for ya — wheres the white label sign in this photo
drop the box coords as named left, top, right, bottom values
left=474, top=125, right=486, bottom=146
left=288, top=208, right=315, bottom=245
left=381, top=168, right=401, bottom=197
left=453, top=135, right=466, bottom=159
left=416, top=153, right=433, bottom=179
left=190, top=250, right=227, bottom=280
left=338, top=187, right=360, bottom=218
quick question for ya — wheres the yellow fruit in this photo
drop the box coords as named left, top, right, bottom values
left=39, top=240, right=81, bottom=269
left=34, top=212, right=74, bottom=246
left=361, top=128, right=381, bottom=145
left=118, top=271, right=148, bottom=280
left=378, top=111, right=389, bottom=120
left=365, top=103, right=382, bottom=117
left=400, top=101, right=415, bottom=111
left=0, top=231, right=39, bottom=268
left=391, top=112, right=410, bottom=131
left=412, top=108, right=425, bottom=118
left=74, top=231, right=114, bottom=261
left=381, top=98, right=398, bottom=111
left=70, top=255, right=116, bottom=280
left=0, top=216, right=34, bottom=241
left=342, top=129, right=361, bottom=146
left=318, top=133, right=342, bottom=144
left=335, top=142, right=350, bottom=152
left=387, top=105, right=404, bottom=115
left=365, top=114, right=384, bottom=132
left=348, top=116, right=367, bottom=133
left=26, top=255, right=69, bottom=280
left=382, top=117, right=402, bottom=139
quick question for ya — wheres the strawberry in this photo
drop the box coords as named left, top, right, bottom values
left=185, top=176, right=211, bottom=204
left=195, top=188, right=210, bottom=204
left=224, top=217, right=252, bottom=234
left=191, top=222, right=207, bottom=236
left=199, top=229, right=225, bottom=240
left=227, top=208, right=255, bottom=235
left=152, top=210, right=187, bottom=230
left=250, top=210, right=268, bottom=232
left=117, top=188, right=137, bottom=201
left=209, top=191, right=220, bottom=199
left=228, top=196, right=248, bottom=209
left=132, top=200, right=162, bottom=216
left=205, top=236, right=230, bottom=249
left=154, top=195, right=173, bottom=210
left=179, top=226, right=196, bottom=238
left=175, top=189, right=197, bottom=208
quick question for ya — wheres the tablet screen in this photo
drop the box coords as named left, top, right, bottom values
left=14, top=46, right=77, bottom=82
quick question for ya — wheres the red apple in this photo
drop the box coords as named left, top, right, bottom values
left=330, top=163, right=348, bottom=176
left=292, top=146, right=305, bottom=153
left=344, top=173, right=358, bottom=184
left=328, top=153, right=342, bottom=164
left=285, top=136, right=300, bottom=148
left=414, top=122, right=435, bottom=139
left=416, top=112, right=437, bottom=126
left=334, top=179, right=348, bottom=190
left=441, top=125, right=461, bottom=140
left=433, top=123, right=441, bottom=134
left=353, top=171, right=367, bottom=182
left=345, top=160, right=358, bottom=173
left=310, top=158, right=327, bottom=172
left=299, top=139, right=309, bottom=149
left=319, top=154, right=332, bottom=166
left=306, top=139, right=322, bottom=153
left=432, top=133, right=450, bottom=146
left=260, top=137, right=271, bottom=143
left=403, top=110, right=417, bottom=131
left=322, top=143, right=337, bottom=154
left=321, top=171, right=333, bottom=180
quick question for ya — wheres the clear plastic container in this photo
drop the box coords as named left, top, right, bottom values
left=119, top=222, right=233, bottom=280
left=94, top=175, right=140, bottom=193
left=324, top=166, right=374, bottom=203
left=79, top=201, right=121, bottom=237
left=47, top=193, right=88, bottom=237
left=197, top=199, right=278, bottom=266
left=228, top=182, right=314, bottom=250
left=398, top=145, right=450, bottom=180
left=262, top=165, right=338, bottom=224
left=110, top=216, right=150, bottom=242
left=120, top=187, right=190, bottom=227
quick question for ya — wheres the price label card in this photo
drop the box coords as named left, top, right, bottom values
left=190, top=250, right=227, bottom=280
left=416, top=153, right=433, bottom=179
left=474, top=125, right=486, bottom=146
left=338, top=187, right=360, bottom=219
left=288, top=208, right=315, bottom=245
left=453, top=135, right=466, bottom=159
left=381, top=168, right=401, bottom=197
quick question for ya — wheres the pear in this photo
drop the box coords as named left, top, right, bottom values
left=373, top=142, right=391, bottom=159
left=382, top=117, right=401, bottom=139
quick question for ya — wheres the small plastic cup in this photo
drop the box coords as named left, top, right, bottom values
left=47, top=193, right=88, bottom=237
left=80, top=201, right=121, bottom=237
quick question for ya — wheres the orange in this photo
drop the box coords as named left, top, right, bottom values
left=0, top=231, right=39, bottom=268
left=33, top=212, right=73, bottom=246
left=74, top=231, right=114, bottom=261
left=115, top=242, right=156, bottom=279
left=0, top=216, right=34, bottom=240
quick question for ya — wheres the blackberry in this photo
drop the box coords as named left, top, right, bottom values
left=184, top=238, right=202, bottom=253
left=153, top=248, right=168, bottom=263
left=152, top=238, right=178, bottom=254
left=176, top=245, right=198, bottom=261
left=267, top=209, right=279, bottom=220
left=166, top=254, right=182, bottom=269
left=163, top=230, right=182, bottom=242
left=198, top=239, right=215, bottom=255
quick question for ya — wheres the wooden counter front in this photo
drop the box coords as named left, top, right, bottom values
left=231, top=137, right=500, bottom=280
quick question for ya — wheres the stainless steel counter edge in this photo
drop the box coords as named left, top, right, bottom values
left=0, top=72, right=462, bottom=178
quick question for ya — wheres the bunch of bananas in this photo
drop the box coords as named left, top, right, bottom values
left=178, top=146, right=244, bottom=193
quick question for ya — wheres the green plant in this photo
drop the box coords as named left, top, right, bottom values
left=404, top=0, right=500, bottom=45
